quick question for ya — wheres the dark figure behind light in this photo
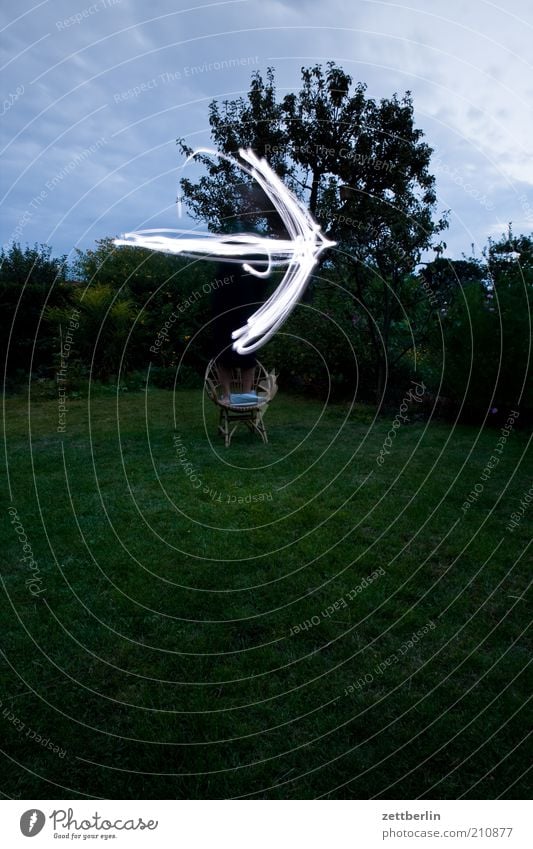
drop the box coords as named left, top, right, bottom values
left=210, top=259, right=264, bottom=400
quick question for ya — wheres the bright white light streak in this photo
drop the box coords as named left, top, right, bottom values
left=113, top=148, right=336, bottom=354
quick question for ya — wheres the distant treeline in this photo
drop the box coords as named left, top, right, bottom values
left=1, top=235, right=532, bottom=422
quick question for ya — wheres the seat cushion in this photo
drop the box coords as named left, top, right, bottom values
left=228, top=392, right=265, bottom=406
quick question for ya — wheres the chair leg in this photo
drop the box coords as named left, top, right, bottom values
left=245, top=411, right=268, bottom=443
left=217, top=407, right=268, bottom=447
left=256, top=411, right=268, bottom=443
left=228, top=423, right=240, bottom=447
left=218, top=409, right=230, bottom=447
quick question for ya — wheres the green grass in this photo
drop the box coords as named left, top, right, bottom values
left=1, top=387, right=531, bottom=799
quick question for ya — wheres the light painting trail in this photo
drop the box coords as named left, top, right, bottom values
left=113, top=148, right=336, bottom=354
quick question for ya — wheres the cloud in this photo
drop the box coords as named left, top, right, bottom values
left=1, top=0, right=531, bottom=261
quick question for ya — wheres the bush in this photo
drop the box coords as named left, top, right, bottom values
left=422, top=270, right=532, bottom=422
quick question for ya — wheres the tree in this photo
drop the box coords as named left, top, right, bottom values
left=0, top=242, right=72, bottom=377
left=73, top=237, right=215, bottom=374
left=417, top=256, right=485, bottom=312
left=422, top=232, right=532, bottom=419
left=177, top=63, right=448, bottom=398
left=0, top=242, right=68, bottom=288
left=46, top=284, right=138, bottom=381
left=73, top=237, right=185, bottom=294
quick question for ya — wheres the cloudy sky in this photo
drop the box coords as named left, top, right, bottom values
left=2, top=0, right=532, bottom=265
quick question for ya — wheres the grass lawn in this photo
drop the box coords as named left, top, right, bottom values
left=1, top=386, right=531, bottom=799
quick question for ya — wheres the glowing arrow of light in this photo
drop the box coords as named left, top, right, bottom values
left=113, top=148, right=336, bottom=354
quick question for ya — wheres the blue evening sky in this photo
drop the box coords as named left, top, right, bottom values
left=2, top=0, right=532, bottom=264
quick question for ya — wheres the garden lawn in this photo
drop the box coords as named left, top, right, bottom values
left=1, top=387, right=531, bottom=799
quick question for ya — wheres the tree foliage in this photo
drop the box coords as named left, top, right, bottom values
left=70, top=237, right=215, bottom=377
left=421, top=231, right=533, bottom=418
left=1, top=242, right=71, bottom=377
left=0, top=242, right=68, bottom=288
left=177, top=62, right=448, bottom=397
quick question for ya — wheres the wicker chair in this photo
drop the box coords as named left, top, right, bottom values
left=204, top=359, right=278, bottom=447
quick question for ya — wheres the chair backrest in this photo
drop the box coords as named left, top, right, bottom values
left=257, top=367, right=278, bottom=402
left=204, top=359, right=277, bottom=404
